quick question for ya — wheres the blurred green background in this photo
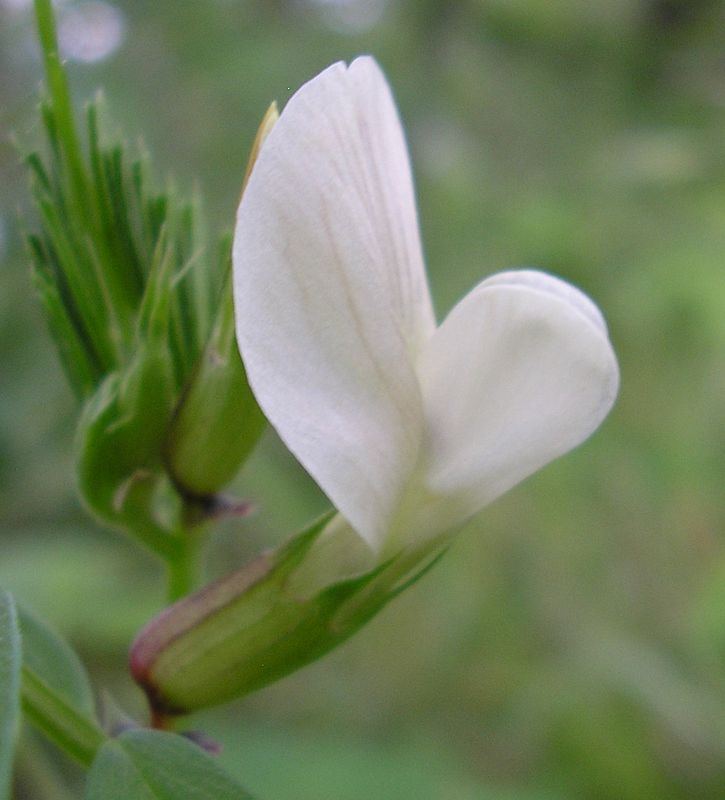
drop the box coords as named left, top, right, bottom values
left=2, top=0, right=725, bottom=797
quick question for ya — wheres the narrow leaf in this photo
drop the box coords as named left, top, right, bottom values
left=29, top=242, right=101, bottom=395
left=0, top=591, right=21, bottom=800
left=85, top=730, right=253, bottom=800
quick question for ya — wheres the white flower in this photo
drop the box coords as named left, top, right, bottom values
left=233, top=57, right=619, bottom=558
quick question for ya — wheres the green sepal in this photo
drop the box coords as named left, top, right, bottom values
left=85, top=729, right=253, bottom=800
left=130, top=513, right=446, bottom=715
left=164, top=278, right=265, bottom=499
left=76, top=342, right=180, bottom=559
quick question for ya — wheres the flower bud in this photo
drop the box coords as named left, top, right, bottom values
left=163, top=287, right=265, bottom=499
left=162, top=103, right=279, bottom=500
left=130, top=514, right=444, bottom=716
left=76, top=341, right=176, bottom=546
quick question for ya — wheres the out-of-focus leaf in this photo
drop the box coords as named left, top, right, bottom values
left=17, top=605, right=94, bottom=717
left=85, top=730, right=253, bottom=800
left=213, top=720, right=563, bottom=800
left=0, top=591, right=21, bottom=800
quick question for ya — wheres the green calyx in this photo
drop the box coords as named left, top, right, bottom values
left=130, top=514, right=447, bottom=717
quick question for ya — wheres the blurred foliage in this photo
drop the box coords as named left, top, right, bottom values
left=1, top=0, right=725, bottom=797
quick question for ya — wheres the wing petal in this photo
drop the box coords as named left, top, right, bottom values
left=416, top=270, right=619, bottom=534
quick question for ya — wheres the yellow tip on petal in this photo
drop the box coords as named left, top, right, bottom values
left=240, top=101, right=280, bottom=196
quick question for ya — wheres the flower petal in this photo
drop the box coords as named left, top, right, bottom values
left=233, top=58, right=429, bottom=549
left=479, top=269, right=609, bottom=335
left=415, top=270, right=619, bottom=533
left=343, top=57, right=436, bottom=349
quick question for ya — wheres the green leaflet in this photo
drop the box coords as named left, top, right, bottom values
left=20, top=668, right=106, bottom=768
left=0, top=592, right=21, bottom=800
left=0, top=593, right=105, bottom=771
left=85, top=730, right=253, bottom=800
left=17, top=605, right=95, bottom=717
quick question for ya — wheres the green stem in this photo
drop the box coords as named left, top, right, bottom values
left=33, top=0, right=89, bottom=210
left=166, top=553, right=193, bottom=603
left=21, top=667, right=107, bottom=768
left=166, top=533, right=200, bottom=603
left=132, top=519, right=185, bottom=563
